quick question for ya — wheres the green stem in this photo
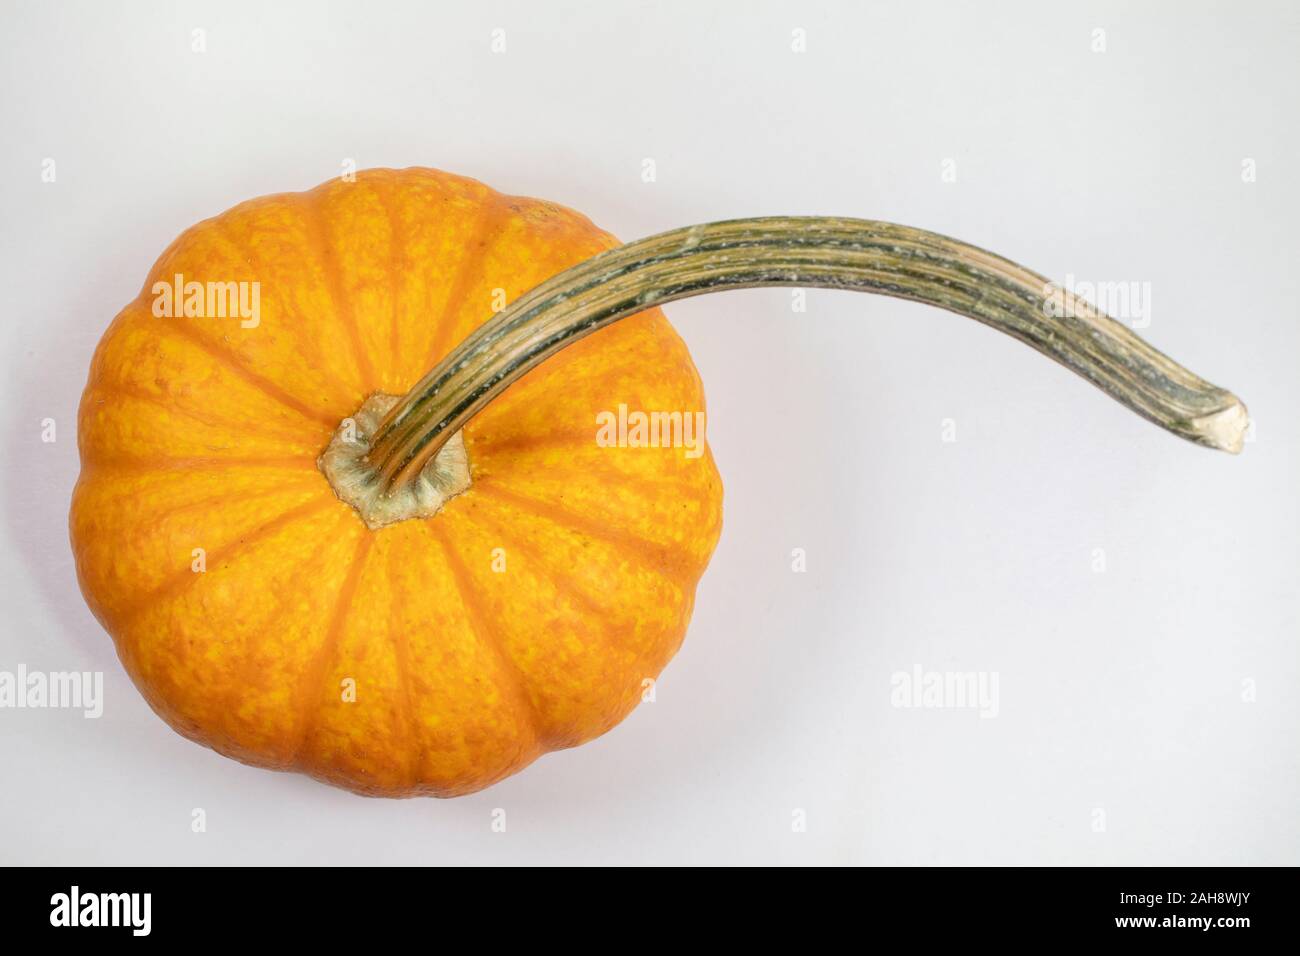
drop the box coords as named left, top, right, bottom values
left=365, top=217, right=1247, bottom=495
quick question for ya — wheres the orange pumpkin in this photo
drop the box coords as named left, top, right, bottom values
left=71, top=166, right=1247, bottom=799
left=70, top=167, right=723, bottom=797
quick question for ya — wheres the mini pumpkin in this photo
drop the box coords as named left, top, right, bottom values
left=72, top=168, right=723, bottom=796
left=71, top=167, right=1245, bottom=797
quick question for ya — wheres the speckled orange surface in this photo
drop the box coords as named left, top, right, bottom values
left=69, top=167, right=723, bottom=797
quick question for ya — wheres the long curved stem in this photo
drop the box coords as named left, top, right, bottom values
left=366, top=217, right=1247, bottom=495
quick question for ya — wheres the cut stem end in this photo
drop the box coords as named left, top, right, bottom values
left=1189, top=395, right=1250, bottom=455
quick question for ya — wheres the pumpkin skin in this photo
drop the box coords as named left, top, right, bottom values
left=70, top=167, right=723, bottom=797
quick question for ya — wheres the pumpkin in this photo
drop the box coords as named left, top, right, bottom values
left=71, top=167, right=1245, bottom=798
left=71, top=167, right=723, bottom=797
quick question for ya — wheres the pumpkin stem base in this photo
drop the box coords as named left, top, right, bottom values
left=319, top=393, right=471, bottom=530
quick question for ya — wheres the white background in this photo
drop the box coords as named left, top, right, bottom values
left=1, top=0, right=1296, bottom=865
